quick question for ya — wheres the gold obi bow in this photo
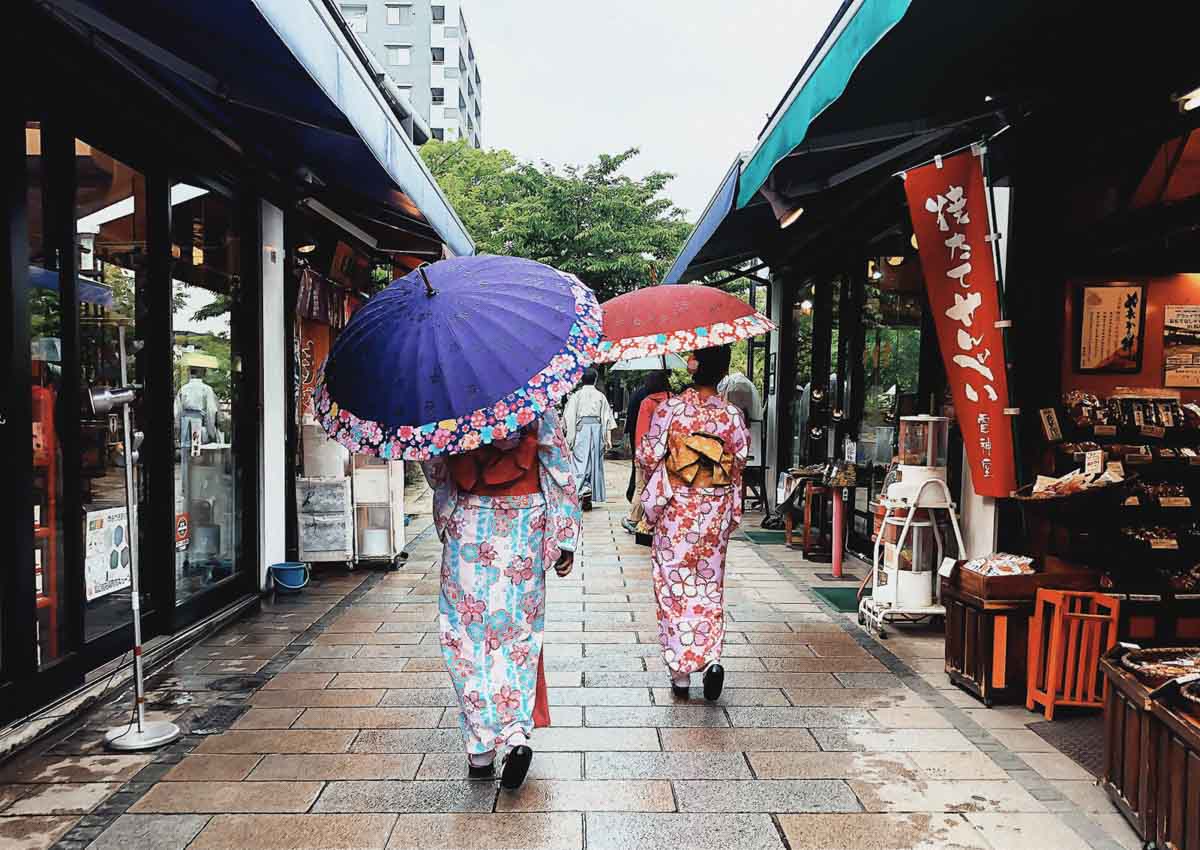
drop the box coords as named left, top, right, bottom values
left=665, top=432, right=734, bottom=487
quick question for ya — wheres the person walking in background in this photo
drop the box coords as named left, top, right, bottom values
left=624, top=375, right=653, bottom=505
left=563, top=368, right=616, bottom=509
left=638, top=345, right=748, bottom=701
left=422, top=408, right=581, bottom=790
left=622, top=370, right=671, bottom=535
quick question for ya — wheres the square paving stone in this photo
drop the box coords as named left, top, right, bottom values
left=724, top=707, right=875, bottom=728
left=778, top=812, right=989, bottom=849
left=660, top=729, right=818, bottom=753
left=534, top=727, right=661, bottom=752
left=416, top=753, right=582, bottom=781
left=811, top=728, right=974, bottom=752
left=0, top=755, right=152, bottom=784
left=248, top=754, right=422, bottom=781
left=294, top=708, right=442, bottom=729
left=782, top=688, right=928, bottom=709
left=194, top=731, right=355, bottom=755
left=163, top=755, right=263, bottom=782
left=747, top=752, right=917, bottom=781
left=249, top=689, right=387, bottom=708
left=962, top=812, right=1092, bottom=850
left=585, top=752, right=752, bottom=780
left=496, top=779, right=673, bottom=812
left=385, top=813, right=582, bottom=849
left=583, top=707, right=730, bottom=728
left=232, top=709, right=304, bottom=730
left=312, top=780, right=495, bottom=813
left=849, top=779, right=1047, bottom=813
left=674, top=779, right=860, bottom=813
left=379, top=689, right=460, bottom=707
left=650, top=688, right=790, bottom=707
left=908, top=752, right=1010, bottom=780
left=262, top=673, right=335, bottom=690
left=548, top=688, right=651, bottom=707
left=189, top=813, right=397, bottom=850
left=130, top=781, right=323, bottom=814
left=86, top=814, right=210, bottom=850
left=0, top=815, right=79, bottom=850
left=585, top=812, right=784, bottom=850
left=3, top=782, right=120, bottom=815
left=351, top=730, right=465, bottom=754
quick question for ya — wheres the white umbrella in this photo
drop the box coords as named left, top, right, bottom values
left=610, top=352, right=688, bottom=371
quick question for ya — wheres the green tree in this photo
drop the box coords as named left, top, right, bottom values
left=422, top=141, right=692, bottom=303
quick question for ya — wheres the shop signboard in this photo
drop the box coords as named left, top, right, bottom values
left=1163, top=304, right=1200, bottom=387
left=84, top=507, right=132, bottom=601
left=903, top=148, right=1017, bottom=498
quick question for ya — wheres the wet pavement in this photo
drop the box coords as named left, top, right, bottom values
left=0, top=463, right=1142, bottom=850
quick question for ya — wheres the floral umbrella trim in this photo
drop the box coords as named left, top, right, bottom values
left=312, top=274, right=602, bottom=460
left=593, top=311, right=774, bottom=364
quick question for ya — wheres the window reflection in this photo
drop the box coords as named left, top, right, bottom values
left=172, top=186, right=242, bottom=605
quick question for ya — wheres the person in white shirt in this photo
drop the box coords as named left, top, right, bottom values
left=562, top=369, right=617, bottom=507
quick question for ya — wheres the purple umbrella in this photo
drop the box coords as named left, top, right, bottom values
left=312, top=255, right=602, bottom=460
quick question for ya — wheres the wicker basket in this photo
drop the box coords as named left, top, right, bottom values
left=1120, top=646, right=1200, bottom=687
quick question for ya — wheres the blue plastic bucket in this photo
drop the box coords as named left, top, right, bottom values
left=269, top=562, right=310, bottom=593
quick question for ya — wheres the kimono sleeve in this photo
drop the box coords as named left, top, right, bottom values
left=537, top=408, right=582, bottom=564
left=637, top=399, right=677, bottom=526
left=420, top=457, right=459, bottom=543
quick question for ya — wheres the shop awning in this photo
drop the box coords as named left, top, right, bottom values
left=42, top=0, right=474, bottom=258
left=664, top=158, right=742, bottom=284
left=29, top=266, right=114, bottom=308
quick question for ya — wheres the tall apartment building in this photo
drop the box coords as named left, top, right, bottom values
left=338, top=0, right=483, bottom=147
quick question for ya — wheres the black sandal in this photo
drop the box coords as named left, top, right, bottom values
left=703, top=664, right=725, bottom=701
left=671, top=682, right=690, bottom=700
left=500, top=745, right=533, bottom=789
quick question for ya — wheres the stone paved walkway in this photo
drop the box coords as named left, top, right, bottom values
left=0, top=465, right=1143, bottom=850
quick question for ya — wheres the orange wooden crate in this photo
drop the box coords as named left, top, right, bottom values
left=1026, top=589, right=1120, bottom=721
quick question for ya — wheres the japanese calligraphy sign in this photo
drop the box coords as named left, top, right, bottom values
left=904, top=149, right=1017, bottom=497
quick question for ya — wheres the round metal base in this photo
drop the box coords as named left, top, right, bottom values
left=104, top=720, right=182, bottom=751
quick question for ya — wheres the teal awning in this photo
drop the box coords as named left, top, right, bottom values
left=736, top=0, right=913, bottom=209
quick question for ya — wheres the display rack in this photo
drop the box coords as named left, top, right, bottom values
left=859, top=477, right=966, bottom=638
left=32, top=381, right=58, bottom=662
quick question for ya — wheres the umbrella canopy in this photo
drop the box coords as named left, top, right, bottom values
left=609, top=352, right=688, bottom=371
left=313, top=255, right=602, bottom=459
left=595, top=284, right=773, bottom=364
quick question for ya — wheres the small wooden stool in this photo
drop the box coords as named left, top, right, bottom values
left=1026, top=589, right=1120, bottom=720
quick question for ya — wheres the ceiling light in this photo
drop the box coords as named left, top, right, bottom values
left=296, top=236, right=318, bottom=255
left=761, top=177, right=804, bottom=230
left=800, top=298, right=814, bottom=313
left=868, top=260, right=883, bottom=281
left=910, top=233, right=919, bottom=250
left=885, top=256, right=905, bottom=267
left=1176, top=86, right=1200, bottom=112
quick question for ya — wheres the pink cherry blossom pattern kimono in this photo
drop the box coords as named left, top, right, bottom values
left=637, top=388, right=749, bottom=677
left=422, top=408, right=581, bottom=756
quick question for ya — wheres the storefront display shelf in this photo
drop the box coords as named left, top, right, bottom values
left=1101, top=646, right=1159, bottom=842
left=1150, top=694, right=1200, bottom=850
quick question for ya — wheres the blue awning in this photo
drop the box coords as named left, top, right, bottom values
left=29, top=266, right=114, bottom=307
left=45, top=0, right=474, bottom=258
left=664, top=159, right=741, bottom=284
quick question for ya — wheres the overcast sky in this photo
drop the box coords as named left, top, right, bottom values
left=463, top=0, right=844, bottom=220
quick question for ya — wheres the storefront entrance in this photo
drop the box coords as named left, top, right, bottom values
left=3, top=110, right=258, bottom=723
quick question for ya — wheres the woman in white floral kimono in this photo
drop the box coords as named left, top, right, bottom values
left=422, top=408, right=581, bottom=789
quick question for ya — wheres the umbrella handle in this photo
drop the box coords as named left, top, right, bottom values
left=417, top=264, right=438, bottom=297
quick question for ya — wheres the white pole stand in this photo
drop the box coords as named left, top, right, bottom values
left=103, top=326, right=181, bottom=752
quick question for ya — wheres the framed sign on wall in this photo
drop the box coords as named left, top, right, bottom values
left=1076, top=282, right=1146, bottom=374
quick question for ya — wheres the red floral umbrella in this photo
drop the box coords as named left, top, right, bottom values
left=594, top=284, right=773, bottom=364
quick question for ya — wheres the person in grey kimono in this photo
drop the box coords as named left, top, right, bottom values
left=562, top=369, right=616, bottom=508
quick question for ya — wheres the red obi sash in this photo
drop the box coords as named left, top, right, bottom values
left=446, top=430, right=540, bottom=496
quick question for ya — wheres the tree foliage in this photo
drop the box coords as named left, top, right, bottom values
left=422, top=141, right=692, bottom=303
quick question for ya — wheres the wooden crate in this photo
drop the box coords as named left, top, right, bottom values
left=1100, top=650, right=1158, bottom=842
left=942, top=580, right=1032, bottom=706
left=1151, top=696, right=1200, bottom=850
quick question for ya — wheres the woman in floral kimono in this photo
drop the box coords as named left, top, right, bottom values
left=637, top=345, right=749, bottom=701
left=423, top=408, right=581, bottom=789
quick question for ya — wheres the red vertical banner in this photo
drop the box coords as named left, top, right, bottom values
left=903, top=149, right=1017, bottom=497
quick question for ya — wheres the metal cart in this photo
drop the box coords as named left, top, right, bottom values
left=296, top=476, right=354, bottom=569
left=350, top=455, right=407, bottom=569
left=859, top=477, right=966, bottom=638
